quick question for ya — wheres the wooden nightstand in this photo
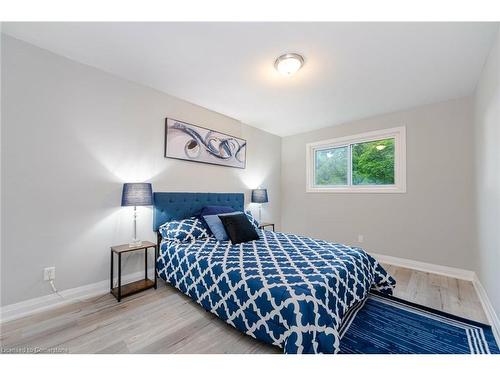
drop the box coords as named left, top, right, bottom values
left=259, top=222, right=275, bottom=231
left=110, top=241, right=158, bottom=302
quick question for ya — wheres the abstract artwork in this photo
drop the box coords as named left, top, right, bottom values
left=164, top=118, right=247, bottom=169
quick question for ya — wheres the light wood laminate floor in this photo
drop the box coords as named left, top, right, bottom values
left=0, top=265, right=488, bottom=354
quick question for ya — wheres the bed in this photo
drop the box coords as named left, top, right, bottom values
left=154, top=192, right=395, bottom=354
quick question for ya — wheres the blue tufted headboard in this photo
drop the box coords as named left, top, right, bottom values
left=153, top=192, right=245, bottom=231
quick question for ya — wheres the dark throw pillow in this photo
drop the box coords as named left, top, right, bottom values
left=218, top=212, right=260, bottom=245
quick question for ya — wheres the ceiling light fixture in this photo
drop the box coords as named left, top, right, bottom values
left=274, top=53, right=304, bottom=76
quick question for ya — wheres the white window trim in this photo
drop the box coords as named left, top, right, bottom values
left=306, top=126, right=406, bottom=193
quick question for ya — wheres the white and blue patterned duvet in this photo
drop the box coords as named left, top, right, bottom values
left=157, top=230, right=395, bottom=354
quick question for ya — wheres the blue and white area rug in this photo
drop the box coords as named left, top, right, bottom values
left=339, top=292, right=499, bottom=354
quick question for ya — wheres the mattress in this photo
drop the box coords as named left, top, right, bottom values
left=156, top=229, right=395, bottom=354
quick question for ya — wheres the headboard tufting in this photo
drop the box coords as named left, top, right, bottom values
left=153, top=192, right=244, bottom=231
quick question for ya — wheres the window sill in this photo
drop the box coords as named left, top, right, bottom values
left=306, top=186, right=406, bottom=193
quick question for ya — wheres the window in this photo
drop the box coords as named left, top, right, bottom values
left=306, top=127, right=406, bottom=193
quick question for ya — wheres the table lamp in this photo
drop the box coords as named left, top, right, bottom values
left=251, top=188, right=268, bottom=223
left=121, top=183, right=153, bottom=247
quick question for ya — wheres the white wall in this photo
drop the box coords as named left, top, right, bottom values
left=281, top=97, right=476, bottom=270
left=0, top=35, right=281, bottom=306
left=474, top=28, right=500, bottom=316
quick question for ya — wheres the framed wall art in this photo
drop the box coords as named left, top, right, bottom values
left=164, top=118, right=247, bottom=169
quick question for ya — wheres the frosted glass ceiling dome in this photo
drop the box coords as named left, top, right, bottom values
left=274, top=53, right=304, bottom=76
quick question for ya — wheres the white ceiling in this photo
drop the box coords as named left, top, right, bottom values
left=3, top=22, right=498, bottom=136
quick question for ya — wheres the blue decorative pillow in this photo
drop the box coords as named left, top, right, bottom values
left=197, top=205, right=236, bottom=233
left=159, top=218, right=209, bottom=242
left=203, top=214, right=229, bottom=241
left=245, top=210, right=260, bottom=230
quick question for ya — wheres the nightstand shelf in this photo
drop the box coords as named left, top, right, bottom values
left=111, top=278, right=155, bottom=300
left=110, top=240, right=158, bottom=302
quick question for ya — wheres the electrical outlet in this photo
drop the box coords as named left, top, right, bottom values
left=43, top=267, right=56, bottom=281
left=357, top=234, right=364, bottom=243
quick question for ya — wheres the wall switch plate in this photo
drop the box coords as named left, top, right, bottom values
left=357, top=235, right=364, bottom=243
left=43, top=267, right=56, bottom=281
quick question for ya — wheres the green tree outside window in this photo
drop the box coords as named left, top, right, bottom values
left=352, top=138, right=395, bottom=185
left=314, top=138, right=395, bottom=186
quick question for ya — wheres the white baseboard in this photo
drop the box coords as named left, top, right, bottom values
left=371, top=252, right=475, bottom=280
left=472, top=274, right=500, bottom=346
left=372, top=252, right=500, bottom=346
left=0, top=269, right=155, bottom=323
